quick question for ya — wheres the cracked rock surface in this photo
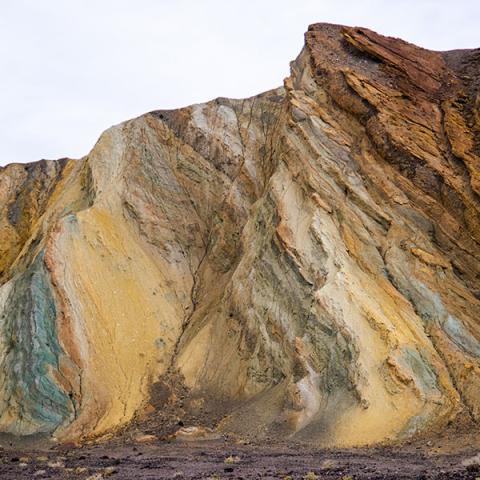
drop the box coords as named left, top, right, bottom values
left=0, top=23, right=480, bottom=447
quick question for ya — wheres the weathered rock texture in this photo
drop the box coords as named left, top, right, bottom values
left=1, top=24, right=480, bottom=447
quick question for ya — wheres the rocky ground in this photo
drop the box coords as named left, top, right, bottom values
left=1, top=436, right=480, bottom=480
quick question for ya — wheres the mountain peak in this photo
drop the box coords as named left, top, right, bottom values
left=0, top=24, right=479, bottom=447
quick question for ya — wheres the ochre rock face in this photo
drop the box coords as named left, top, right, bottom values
left=1, top=24, right=480, bottom=446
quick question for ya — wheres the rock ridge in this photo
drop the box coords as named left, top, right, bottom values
left=0, top=23, right=479, bottom=446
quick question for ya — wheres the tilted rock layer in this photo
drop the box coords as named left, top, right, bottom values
left=1, top=24, right=480, bottom=446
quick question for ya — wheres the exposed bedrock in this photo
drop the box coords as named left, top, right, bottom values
left=0, top=23, right=479, bottom=446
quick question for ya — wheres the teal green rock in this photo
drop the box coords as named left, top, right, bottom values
left=0, top=252, right=73, bottom=435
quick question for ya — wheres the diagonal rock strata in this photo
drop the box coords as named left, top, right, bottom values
left=0, top=23, right=479, bottom=446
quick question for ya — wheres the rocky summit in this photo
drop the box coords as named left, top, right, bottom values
left=0, top=23, right=480, bottom=448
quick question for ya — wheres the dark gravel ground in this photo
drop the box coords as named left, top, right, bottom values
left=0, top=439, right=479, bottom=480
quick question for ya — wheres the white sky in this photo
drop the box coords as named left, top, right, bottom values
left=1, top=0, right=479, bottom=166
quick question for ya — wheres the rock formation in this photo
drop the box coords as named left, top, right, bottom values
left=1, top=23, right=480, bottom=447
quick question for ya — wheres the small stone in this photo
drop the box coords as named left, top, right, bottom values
left=321, top=459, right=337, bottom=469
left=86, top=474, right=104, bottom=480
left=224, top=455, right=241, bottom=464
left=173, top=426, right=221, bottom=441
left=134, top=433, right=157, bottom=443
left=104, top=466, right=117, bottom=476
left=74, top=466, right=89, bottom=474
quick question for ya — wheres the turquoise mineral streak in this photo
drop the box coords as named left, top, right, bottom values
left=0, top=252, right=73, bottom=435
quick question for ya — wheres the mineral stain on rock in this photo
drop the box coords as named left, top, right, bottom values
left=0, top=23, right=479, bottom=451
left=0, top=253, right=74, bottom=435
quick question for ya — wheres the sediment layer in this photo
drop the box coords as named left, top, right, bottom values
left=1, top=23, right=480, bottom=446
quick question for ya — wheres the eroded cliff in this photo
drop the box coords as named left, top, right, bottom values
left=1, top=23, right=480, bottom=447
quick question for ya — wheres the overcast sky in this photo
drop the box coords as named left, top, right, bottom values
left=1, top=0, right=479, bottom=166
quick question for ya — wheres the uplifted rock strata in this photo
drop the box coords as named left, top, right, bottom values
left=1, top=23, right=480, bottom=446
